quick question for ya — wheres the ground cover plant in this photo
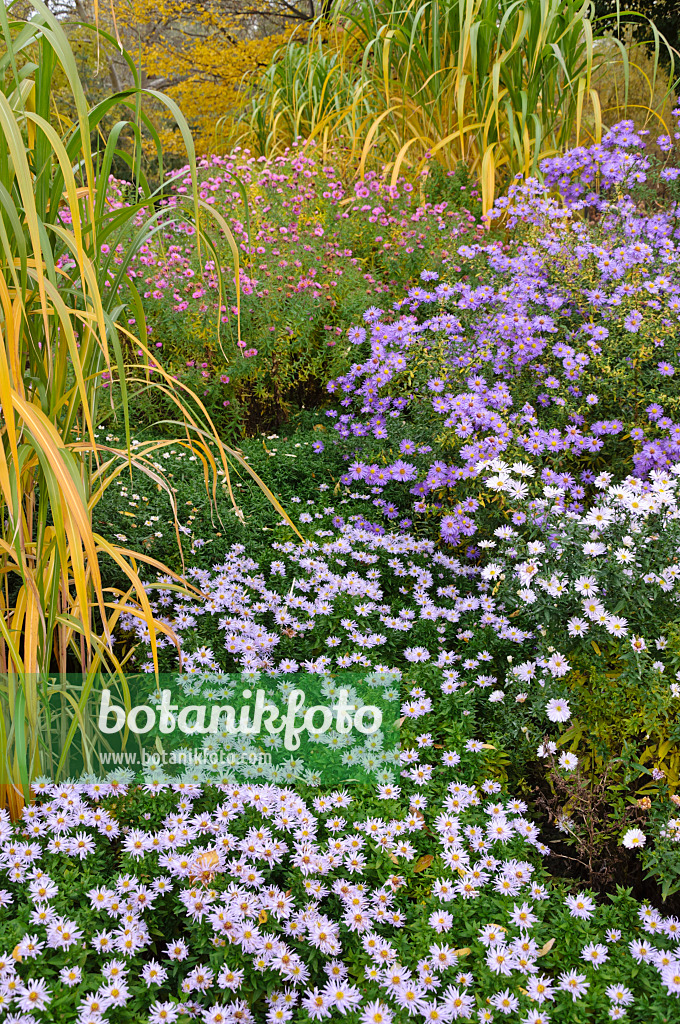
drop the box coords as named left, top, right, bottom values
left=4, top=742, right=680, bottom=1024
left=122, top=447, right=680, bottom=886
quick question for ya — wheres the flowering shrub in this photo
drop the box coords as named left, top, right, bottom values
left=116, top=145, right=479, bottom=433
left=320, top=115, right=680, bottom=547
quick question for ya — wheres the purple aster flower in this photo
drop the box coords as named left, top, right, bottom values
left=399, top=439, right=417, bottom=454
left=390, top=460, right=418, bottom=482
left=440, top=515, right=460, bottom=542
left=348, top=461, right=368, bottom=481
left=623, top=309, right=643, bottom=332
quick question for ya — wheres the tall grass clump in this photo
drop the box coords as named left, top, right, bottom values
left=244, top=0, right=678, bottom=211
left=589, top=23, right=678, bottom=146
left=0, top=0, right=294, bottom=815
left=246, top=38, right=372, bottom=159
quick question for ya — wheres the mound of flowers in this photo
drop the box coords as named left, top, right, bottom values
left=79, top=144, right=480, bottom=434
left=319, top=116, right=680, bottom=547
left=120, top=449, right=680, bottom=898
left=3, top=737, right=680, bottom=1023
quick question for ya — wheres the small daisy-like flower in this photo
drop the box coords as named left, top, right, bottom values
left=59, top=965, right=82, bottom=987
left=581, top=942, right=609, bottom=968
left=558, top=970, right=589, bottom=1001
left=18, top=978, right=52, bottom=1012
left=621, top=828, right=646, bottom=849
left=565, top=893, right=595, bottom=920
left=545, top=698, right=571, bottom=722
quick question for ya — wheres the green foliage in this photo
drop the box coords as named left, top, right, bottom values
left=0, top=0, right=299, bottom=811
left=92, top=418, right=345, bottom=579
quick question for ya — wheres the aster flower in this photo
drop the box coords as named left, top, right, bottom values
left=545, top=698, right=571, bottom=722
left=558, top=971, right=589, bottom=1001
left=148, top=1002, right=181, bottom=1024
left=558, top=752, right=578, bottom=772
left=565, top=893, right=595, bottom=920
left=59, top=965, right=82, bottom=987
left=17, top=979, right=51, bottom=1012
left=622, top=828, right=646, bottom=849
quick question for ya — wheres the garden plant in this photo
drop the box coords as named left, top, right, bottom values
left=1, top=1, right=680, bottom=1023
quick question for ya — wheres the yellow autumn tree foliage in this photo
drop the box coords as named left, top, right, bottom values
left=115, top=0, right=292, bottom=157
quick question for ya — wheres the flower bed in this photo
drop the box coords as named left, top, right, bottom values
left=321, top=119, right=680, bottom=549
left=4, top=724, right=680, bottom=1023
left=27, top=112, right=680, bottom=1022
